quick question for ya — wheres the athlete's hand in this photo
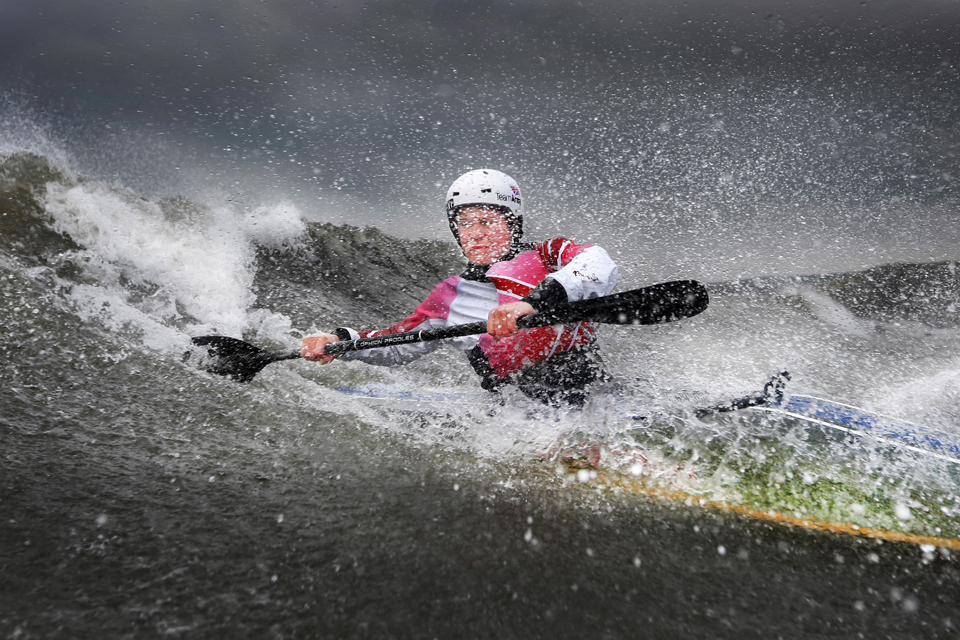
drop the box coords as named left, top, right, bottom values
left=487, top=301, right=536, bottom=338
left=301, top=332, right=341, bottom=364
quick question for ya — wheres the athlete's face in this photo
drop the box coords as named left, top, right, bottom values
left=457, top=206, right=513, bottom=265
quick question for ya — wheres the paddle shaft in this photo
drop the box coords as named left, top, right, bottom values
left=191, top=280, right=709, bottom=381
left=266, top=313, right=592, bottom=361
left=323, top=280, right=707, bottom=356
left=324, top=315, right=544, bottom=356
left=250, top=322, right=488, bottom=363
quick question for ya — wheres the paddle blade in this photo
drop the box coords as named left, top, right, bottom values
left=188, top=335, right=299, bottom=383
left=521, top=280, right=709, bottom=327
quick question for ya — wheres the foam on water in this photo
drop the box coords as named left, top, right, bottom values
left=5, top=134, right=960, bottom=540
left=871, top=365, right=960, bottom=427
left=0, top=101, right=75, bottom=179
left=41, top=179, right=306, bottom=343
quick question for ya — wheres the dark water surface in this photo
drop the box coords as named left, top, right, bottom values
left=4, top=375, right=960, bottom=638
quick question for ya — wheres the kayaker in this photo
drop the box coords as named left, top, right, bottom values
left=301, top=169, right=620, bottom=405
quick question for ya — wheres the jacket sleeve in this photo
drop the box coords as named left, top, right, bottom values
left=334, top=323, right=447, bottom=366
left=525, top=238, right=619, bottom=306
left=333, top=279, right=461, bottom=366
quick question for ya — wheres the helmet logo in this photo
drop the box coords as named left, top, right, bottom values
left=496, top=191, right=521, bottom=206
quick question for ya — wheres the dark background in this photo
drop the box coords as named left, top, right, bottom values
left=2, top=0, right=958, bottom=243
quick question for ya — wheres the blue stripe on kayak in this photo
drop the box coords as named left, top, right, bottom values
left=337, top=387, right=485, bottom=402
left=338, top=387, right=413, bottom=398
left=775, top=394, right=960, bottom=458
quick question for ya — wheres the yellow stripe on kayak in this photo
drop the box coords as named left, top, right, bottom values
left=602, top=471, right=960, bottom=550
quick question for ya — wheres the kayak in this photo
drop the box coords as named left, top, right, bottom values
left=761, top=394, right=960, bottom=465
left=336, top=378, right=960, bottom=549
left=338, top=377, right=959, bottom=464
left=337, top=386, right=490, bottom=405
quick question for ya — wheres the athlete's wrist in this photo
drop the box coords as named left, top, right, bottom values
left=521, top=277, right=568, bottom=311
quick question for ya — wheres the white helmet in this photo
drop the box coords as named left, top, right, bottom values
left=445, top=169, right=524, bottom=247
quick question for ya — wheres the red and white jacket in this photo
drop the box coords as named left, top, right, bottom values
left=336, top=238, right=619, bottom=380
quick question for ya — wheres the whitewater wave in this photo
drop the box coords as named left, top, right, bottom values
left=4, top=151, right=308, bottom=340
left=4, top=147, right=960, bottom=540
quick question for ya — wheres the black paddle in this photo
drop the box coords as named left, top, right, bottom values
left=188, top=279, right=709, bottom=383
